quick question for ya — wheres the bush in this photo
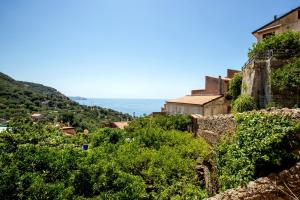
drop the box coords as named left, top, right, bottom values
left=232, top=94, right=257, bottom=113
left=248, top=31, right=300, bottom=58
left=216, top=112, right=300, bottom=191
left=228, top=73, right=243, bottom=100
left=271, top=57, right=300, bottom=95
left=126, top=114, right=192, bottom=132
left=0, top=117, right=210, bottom=199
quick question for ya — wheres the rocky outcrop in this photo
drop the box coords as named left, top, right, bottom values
left=206, top=162, right=300, bottom=200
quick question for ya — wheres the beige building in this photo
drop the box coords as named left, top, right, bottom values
left=61, top=126, right=76, bottom=136
left=164, top=69, right=239, bottom=116
left=110, top=121, right=129, bottom=129
left=166, top=95, right=228, bottom=116
left=253, top=6, right=300, bottom=41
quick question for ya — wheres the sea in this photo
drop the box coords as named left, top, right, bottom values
left=73, top=98, right=166, bottom=117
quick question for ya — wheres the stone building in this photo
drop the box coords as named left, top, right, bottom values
left=252, top=6, right=300, bottom=41
left=164, top=69, right=239, bottom=116
left=242, top=6, right=300, bottom=108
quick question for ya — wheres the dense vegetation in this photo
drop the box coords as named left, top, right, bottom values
left=216, top=112, right=300, bottom=191
left=0, top=72, right=131, bottom=131
left=231, top=94, right=257, bottom=113
left=227, top=73, right=242, bottom=101
left=271, top=57, right=300, bottom=96
left=0, top=115, right=210, bottom=199
left=248, top=31, right=300, bottom=58
left=125, top=114, right=192, bottom=132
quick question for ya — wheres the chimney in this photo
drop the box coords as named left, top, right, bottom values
left=218, top=76, right=223, bottom=95
left=274, top=15, right=277, bottom=20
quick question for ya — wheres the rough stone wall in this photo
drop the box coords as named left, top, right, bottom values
left=194, top=108, right=300, bottom=199
left=194, top=114, right=236, bottom=144
left=206, top=162, right=300, bottom=200
left=242, top=59, right=268, bottom=106
left=242, top=57, right=290, bottom=108
left=194, top=108, right=300, bottom=145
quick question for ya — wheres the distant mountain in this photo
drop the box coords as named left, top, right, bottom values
left=69, top=96, right=88, bottom=100
left=0, top=72, right=131, bottom=131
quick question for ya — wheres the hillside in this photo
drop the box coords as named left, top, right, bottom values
left=0, top=72, right=131, bottom=131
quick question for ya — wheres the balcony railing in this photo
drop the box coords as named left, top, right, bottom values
left=242, top=49, right=300, bottom=70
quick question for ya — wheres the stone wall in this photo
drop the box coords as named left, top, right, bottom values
left=194, top=108, right=300, bottom=199
left=193, top=108, right=300, bottom=145
left=242, top=57, right=290, bottom=108
left=193, top=114, right=236, bottom=144
left=206, top=162, right=300, bottom=200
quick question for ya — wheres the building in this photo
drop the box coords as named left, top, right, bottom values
left=242, top=6, right=300, bottom=108
left=0, top=126, right=7, bottom=133
left=61, top=126, right=76, bottom=136
left=252, top=6, right=300, bottom=41
left=110, top=121, right=128, bottom=129
left=31, top=113, right=44, bottom=121
left=166, top=95, right=228, bottom=116
left=164, top=69, right=239, bottom=116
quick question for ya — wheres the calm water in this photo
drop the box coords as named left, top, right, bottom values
left=74, top=98, right=166, bottom=116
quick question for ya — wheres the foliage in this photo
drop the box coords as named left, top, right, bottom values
left=0, top=72, right=131, bottom=131
left=271, top=57, right=300, bottom=95
left=216, top=112, right=300, bottom=191
left=231, top=94, right=257, bottom=113
left=0, top=116, right=210, bottom=199
left=266, top=101, right=282, bottom=109
left=125, top=114, right=192, bottom=132
left=248, top=31, right=300, bottom=58
left=227, top=73, right=243, bottom=100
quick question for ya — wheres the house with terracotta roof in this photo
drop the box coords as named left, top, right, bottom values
left=252, top=6, right=300, bottom=41
left=110, top=121, right=128, bottom=129
left=163, top=69, right=240, bottom=116
left=61, top=126, right=76, bottom=136
left=31, top=113, right=44, bottom=121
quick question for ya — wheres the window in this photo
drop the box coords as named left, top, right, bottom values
left=298, top=10, right=300, bottom=19
left=262, top=32, right=275, bottom=39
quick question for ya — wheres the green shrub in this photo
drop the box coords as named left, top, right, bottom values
left=228, top=73, right=243, bottom=100
left=232, top=94, right=257, bottom=113
left=271, top=57, right=300, bottom=94
left=126, top=114, right=192, bottom=132
left=216, top=112, right=300, bottom=191
left=266, top=101, right=282, bottom=108
left=248, top=31, right=300, bottom=58
left=0, top=117, right=210, bottom=199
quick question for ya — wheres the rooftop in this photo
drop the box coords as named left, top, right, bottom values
left=252, top=6, right=300, bottom=34
left=112, top=121, right=129, bottom=129
left=61, top=126, right=75, bottom=130
left=167, top=95, right=222, bottom=105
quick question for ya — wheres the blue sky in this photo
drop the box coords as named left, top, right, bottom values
left=0, top=0, right=299, bottom=99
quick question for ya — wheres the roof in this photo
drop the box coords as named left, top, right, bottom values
left=112, top=122, right=128, bottom=129
left=31, top=113, right=42, bottom=117
left=62, top=126, right=75, bottom=130
left=166, top=95, right=222, bottom=106
left=206, top=75, right=231, bottom=81
left=252, top=6, right=300, bottom=34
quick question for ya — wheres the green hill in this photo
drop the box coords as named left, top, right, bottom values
left=0, top=72, right=131, bottom=131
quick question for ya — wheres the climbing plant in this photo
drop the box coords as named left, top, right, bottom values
left=248, top=31, right=300, bottom=58
left=271, top=57, right=300, bottom=95
left=231, top=94, right=257, bottom=113
left=216, top=112, right=300, bottom=191
left=228, top=73, right=243, bottom=100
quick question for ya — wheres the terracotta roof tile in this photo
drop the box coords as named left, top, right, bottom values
left=166, top=95, right=222, bottom=105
